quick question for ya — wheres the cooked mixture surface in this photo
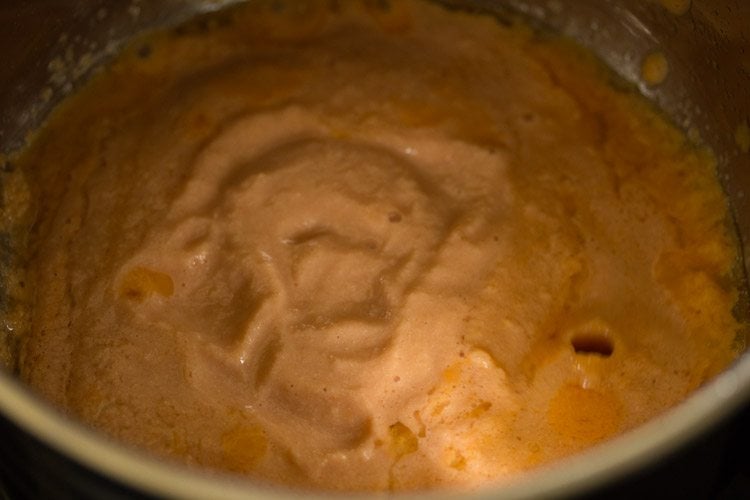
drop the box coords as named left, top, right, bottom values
left=16, top=0, right=743, bottom=492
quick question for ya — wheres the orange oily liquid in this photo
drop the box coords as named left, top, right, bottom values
left=15, top=0, right=744, bottom=492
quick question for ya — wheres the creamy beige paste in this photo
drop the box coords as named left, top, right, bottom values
left=15, top=0, right=743, bottom=492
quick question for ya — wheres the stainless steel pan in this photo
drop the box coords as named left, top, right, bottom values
left=0, top=1, right=748, bottom=498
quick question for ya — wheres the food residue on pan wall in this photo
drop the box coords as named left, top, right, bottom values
left=659, top=0, right=692, bottom=16
left=642, top=51, right=670, bottom=86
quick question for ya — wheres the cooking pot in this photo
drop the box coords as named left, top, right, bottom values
left=0, top=1, right=749, bottom=498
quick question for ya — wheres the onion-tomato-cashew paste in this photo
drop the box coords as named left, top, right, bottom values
left=16, top=0, right=744, bottom=492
